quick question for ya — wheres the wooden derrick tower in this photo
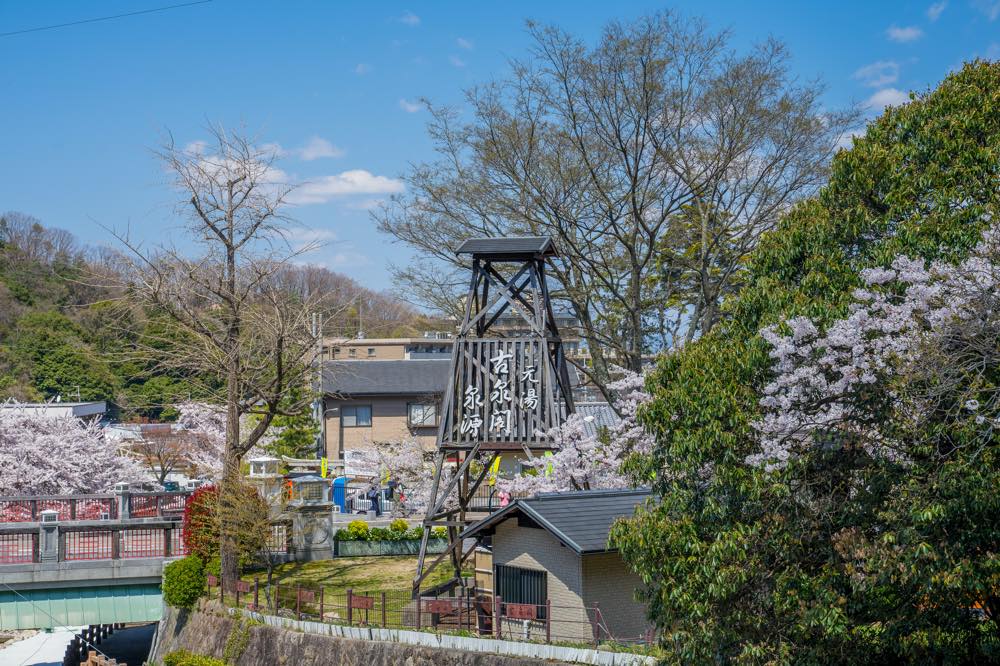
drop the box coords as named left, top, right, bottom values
left=413, top=236, right=575, bottom=594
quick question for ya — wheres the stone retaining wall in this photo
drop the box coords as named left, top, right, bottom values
left=150, top=602, right=656, bottom=666
left=150, top=602, right=568, bottom=666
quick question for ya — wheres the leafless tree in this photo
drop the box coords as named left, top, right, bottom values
left=375, top=12, right=859, bottom=395
left=129, top=426, right=192, bottom=486
left=113, top=126, right=332, bottom=586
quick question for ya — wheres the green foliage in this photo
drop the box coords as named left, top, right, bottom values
left=332, top=521, right=437, bottom=542
left=345, top=520, right=370, bottom=541
left=163, top=649, right=226, bottom=666
left=261, top=386, right=320, bottom=459
left=222, top=615, right=260, bottom=664
left=614, top=61, right=1000, bottom=664
left=162, top=556, right=206, bottom=609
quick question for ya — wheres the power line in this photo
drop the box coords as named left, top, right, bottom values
left=0, top=1, right=213, bottom=38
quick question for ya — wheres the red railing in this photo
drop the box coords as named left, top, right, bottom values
left=170, top=527, right=189, bottom=556
left=0, top=532, right=37, bottom=564
left=128, top=492, right=189, bottom=518
left=0, top=495, right=119, bottom=523
left=64, top=529, right=114, bottom=561
left=120, top=528, right=165, bottom=559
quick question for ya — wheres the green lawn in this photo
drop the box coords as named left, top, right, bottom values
left=242, top=555, right=455, bottom=596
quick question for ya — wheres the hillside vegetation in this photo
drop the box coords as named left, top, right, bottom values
left=0, top=212, right=434, bottom=420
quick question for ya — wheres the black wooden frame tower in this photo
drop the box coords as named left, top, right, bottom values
left=413, top=236, right=575, bottom=594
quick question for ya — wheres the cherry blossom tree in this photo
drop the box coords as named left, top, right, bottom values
left=0, top=403, right=147, bottom=495
left=345, top=438, right=436, bottom=514
left=176, top=401, right=273, bottom=479
left=501, top=369, right=654, bottom=494
left=752, top=222, right=1000, bottom=471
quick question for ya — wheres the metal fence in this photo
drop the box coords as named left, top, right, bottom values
left=213, top=580, right=652, bottom=648
left=0, top=491, right=191, bottom=523
left=0, top=522, right=187, bottom=564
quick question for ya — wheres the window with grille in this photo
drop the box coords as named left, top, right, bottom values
left=342, top=405, right=372, bottom=427
left=495, top=564, right=547, bottom=617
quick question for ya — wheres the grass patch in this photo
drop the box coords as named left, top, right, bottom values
left=241, top=555, right=456, bottom=595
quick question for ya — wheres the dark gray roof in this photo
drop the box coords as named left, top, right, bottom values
left=575, top=402, right=619, bottom=438
left=462, top=488, right=650, bottom=554
left=323, top=360, right=450, bottom=396
left=456, top=236, right=557, bottom=258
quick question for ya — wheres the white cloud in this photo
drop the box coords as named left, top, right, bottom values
left=297, top=136, right=345, bottom=161
left=183, top=140, right=208, bottom=155
left=399, top=98, right=422, bottom=113
left=853, top=61, right=900, bottom=88
left=926, top=1, right=947, bottom=21
left=288, top=170, right=405, bottom=205
left=456, top=37, right=474, bottom=50
left=286, top=226, right=338, bottom=251
left=397, top=11, right=420, bottom=26
left=867, top=88, right=910, bottom=110
left=973, top=1, right=1000, bottom=20
left=886, top=25, right=924, bottom=42
left=449, top=55, right=466, bottom=68
left=355, top=63, right=372, bottom=75
left=836, top=130, right=864, bottom=150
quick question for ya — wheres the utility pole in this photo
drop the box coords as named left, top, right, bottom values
left=311, top=312, right=325, bottom=459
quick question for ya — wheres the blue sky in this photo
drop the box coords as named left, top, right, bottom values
left=1, top=1, right=997, bottom=291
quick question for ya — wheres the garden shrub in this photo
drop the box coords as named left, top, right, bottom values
left=163, top=649, right=226, bottom=666
left=345, top=519, right=370, bottom=540
left=162, top=555, right=205, bottom=609
left=389, top=518, right=409, bottom=533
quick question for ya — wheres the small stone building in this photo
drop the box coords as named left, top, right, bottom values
left=463, top=488, right=652, bottom=644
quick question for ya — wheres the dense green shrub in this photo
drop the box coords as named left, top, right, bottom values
left=345, top=519, right=370, bottom=540
left=333, top=521, right=448, bottom=542
left=162, top=555, right=205, bottom=609
left=163, top=649, right=226, bottom=666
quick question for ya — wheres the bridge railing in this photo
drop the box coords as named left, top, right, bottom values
left=0, top=491, right=191, bottom=523
left=0, top=519, right=188, bottom=565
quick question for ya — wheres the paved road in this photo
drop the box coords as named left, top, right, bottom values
left=0, top=627, right=79, bottom=665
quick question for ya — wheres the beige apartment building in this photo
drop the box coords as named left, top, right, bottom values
left=321, top=337, right=451, bottom=460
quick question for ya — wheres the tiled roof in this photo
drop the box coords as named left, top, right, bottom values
left=574, top=402, right=619, bottom=438
left=455, top=236, right=557, bottom=257
left=462, top=488, right=650, bottom=554
left=322, top=360, right=450, bottom=396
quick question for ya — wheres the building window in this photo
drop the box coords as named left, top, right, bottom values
left=408, top=403, right=439, bottom=427
left=348, top=348, right=357, bottom=358
left=495, top=565, right=547, bottom=617
left=332, top=347, right=341, bottom=358
left=367, top=347, right=376, bottom=358
left=341, top=405, right=372, bottom=427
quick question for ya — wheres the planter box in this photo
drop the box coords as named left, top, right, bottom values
left=334, top=538, right=448, bottom=557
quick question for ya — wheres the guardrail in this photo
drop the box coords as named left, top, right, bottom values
left=0, top=519, right=187, bottom=564
left=0, top=491, right=191, bottom=523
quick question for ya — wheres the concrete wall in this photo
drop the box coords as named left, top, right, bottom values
left=491, top=519, right=590, bottom=641
left=580, top=553, right=651, bottom=642
left=323, top=397, right=437, bottom=460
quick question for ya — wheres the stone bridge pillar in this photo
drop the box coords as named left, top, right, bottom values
left=39, top=509, right=59, bottom=562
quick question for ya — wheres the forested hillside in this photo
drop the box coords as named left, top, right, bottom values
left=0, top=212, right=432, bottom=420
